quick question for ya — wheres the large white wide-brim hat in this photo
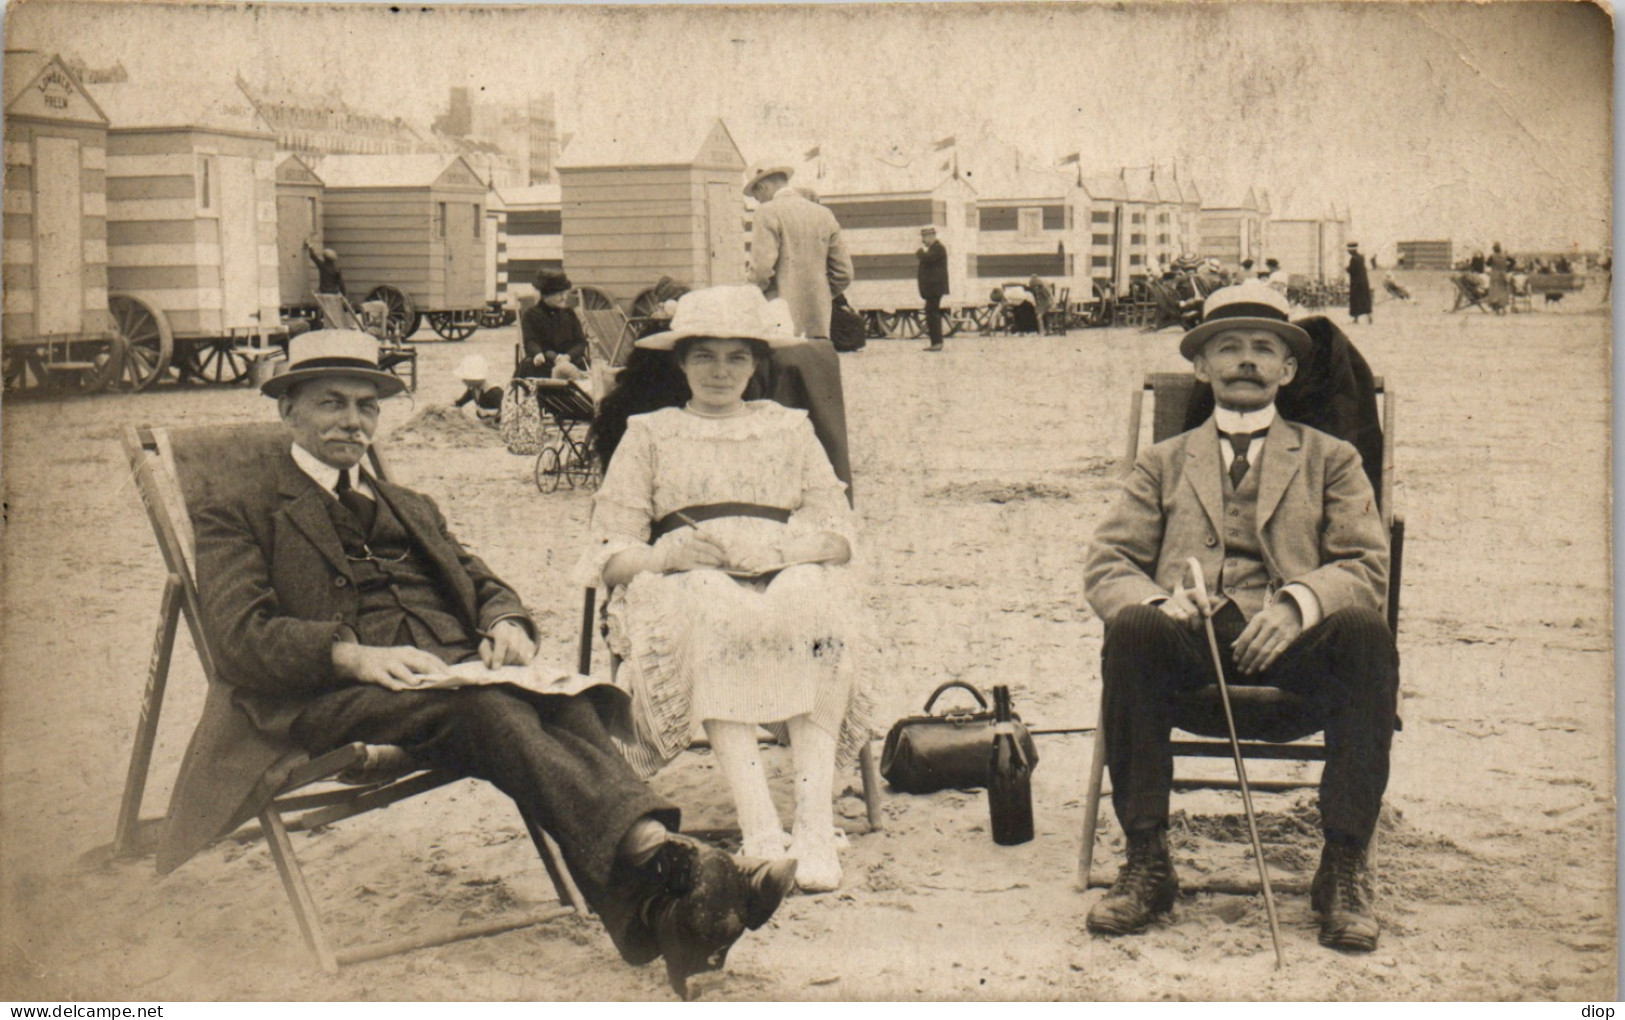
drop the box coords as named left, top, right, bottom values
left=1179, top=280, right=1312, bottom=362
left=635, top=285, right=808, bottom=350
left=262, top=329, right=406, bottom=398
left=742, top=161, right=794, bottom=195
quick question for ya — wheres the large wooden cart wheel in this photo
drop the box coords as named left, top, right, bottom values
left=426, top=310, right=479, bottom=342
left=366, top=286, right=420, bottom=342
left=180, top=338, right=251, bottom=385
left=108, top=293, right=174, bottom=391
left=576, top=286, right=617, bottom=312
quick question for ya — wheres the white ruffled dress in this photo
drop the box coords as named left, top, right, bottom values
left=580, top=402, right=874, bottom=778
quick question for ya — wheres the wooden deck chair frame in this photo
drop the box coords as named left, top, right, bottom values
left=576, top=589, right=885, bottom=837
left=310, top=292, right=419, bottom=392
left=114, top=423, right=586, bottom=973
left=1078, top=372, right=1405, bottom=895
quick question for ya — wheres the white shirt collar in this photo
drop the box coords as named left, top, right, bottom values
left=1212, top=404, right=1278, bottom=435
left=290, top=442, right=372, bottom=495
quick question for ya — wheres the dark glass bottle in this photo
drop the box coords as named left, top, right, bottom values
left=987, top=684, right=1034, bottom=845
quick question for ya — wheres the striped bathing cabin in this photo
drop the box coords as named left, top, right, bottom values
left=819, top=171, right=976, bottom=313
left=314, top=153, right=488, bottom=336
left=89, top=76, right=281, bottom=341
left=3, top=52, right=113, bottom=356
left=494, top=182, right=563, bottom=303
left=558, top=118, right=746, bottom=309
left=1269, top=209, right=1349, bottom=282
left=275, top=152, right=325, bottom=309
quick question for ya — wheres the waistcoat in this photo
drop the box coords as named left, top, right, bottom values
left=1219, top=456, right=1272, bottom=620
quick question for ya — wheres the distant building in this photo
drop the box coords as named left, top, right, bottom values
left=436, top=87, right=558, bottom=186
left=1397, top=240, right=1453, bottom=270
left=1198, top=187, right=1271, bottom=272
left=240, top=81, right=426, bottom=157
left=1268, top=206, right=1349, bottom=281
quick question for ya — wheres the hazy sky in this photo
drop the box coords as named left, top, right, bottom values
left=6, top=1, right=1612, bottom=253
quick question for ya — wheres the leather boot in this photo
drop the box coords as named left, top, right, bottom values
left=1086, top=826, right=1179, bottom=935
left=1311, top=835, right=1379, bottom=952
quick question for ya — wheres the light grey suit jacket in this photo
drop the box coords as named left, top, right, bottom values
left=1085, top=417, right=1388, bottom=627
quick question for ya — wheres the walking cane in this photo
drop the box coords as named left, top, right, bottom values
left=1186, top=557, right=1286, bottom=970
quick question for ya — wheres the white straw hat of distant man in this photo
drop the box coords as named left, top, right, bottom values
left=742, top=162, right=793, bottom=196
left=261, top=329, right=407, bottom=399
left=1179, top=280, right=1312, bottom=362
left=635, top=285, right=808, bottom=351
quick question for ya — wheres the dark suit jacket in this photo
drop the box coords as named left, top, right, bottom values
left=917, top=240, right=949, bottom=299
left=158, top=449, right=530, bottom=873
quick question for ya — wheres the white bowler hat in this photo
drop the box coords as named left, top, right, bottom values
left=262, top=329, right=406, bottom=398
left=635, top=285, right=808, bottom=351
left=742, top=161, right=794, bottom=195
left=1179, top=280, right=1312, bottom=362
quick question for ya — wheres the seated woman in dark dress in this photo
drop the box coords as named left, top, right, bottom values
left=518, top=270, right=590, bottom=379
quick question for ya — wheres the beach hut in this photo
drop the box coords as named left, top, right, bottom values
left=556, top=118, right=747, bottom=310
left=314, top=153, right=490, bottom=340
left=495, top=181, right=563, bottom=304
left=1197, top=188, right=1270, bottom=273
left=89, top=74, right=283, bottom=388
left=969, top=162, right=1074, bottom=301
left=2, top=51, right=118, bottom=392
left=275, top=152, right=324, bottom=317
left=1269, top=206, right=1348, bottom=281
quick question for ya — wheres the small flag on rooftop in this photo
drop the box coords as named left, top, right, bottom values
left=1059, top=152, right=1081, bottom=165
left=932, top=135, right=957, bottom=151
left=804, top=145, right=821, bottom=160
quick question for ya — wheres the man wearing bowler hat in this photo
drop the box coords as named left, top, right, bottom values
left=1082, top=282, right=1398, bottom=951
left=744, top=162, right=853, bottom=340
left=173, top=330, right=793, bottom=995
left=916, top=226, right=949, bottom=352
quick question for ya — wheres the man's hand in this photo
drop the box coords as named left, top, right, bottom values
left=480, top=619, right=536, bottom=668
left=1231, top=599, right=1304, bottom=675
left=332, top=642, right=451, bottom=691
left=1157, top=581, right=1216, bottom=630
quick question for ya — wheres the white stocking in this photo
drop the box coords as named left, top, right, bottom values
left=703, top=719, right=786, bottom=856
left=786, top=715, right=842, bottom=891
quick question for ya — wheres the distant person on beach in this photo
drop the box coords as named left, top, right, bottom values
left=745, top=163, right=853, bottom=339
left=917, top=226, right=949, bottom=351
left=303, top=238, right=345, bottom=297
left=518, top=270, right=589, bottom=379
left=1083, top=281, right=1398, bottom=953
left=174, top=330, right=794, bottom=998
left=1346, top=242, right=1373, bottom=323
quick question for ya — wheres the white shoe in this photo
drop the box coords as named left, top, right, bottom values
left=788, top=835, right=842, bottom=893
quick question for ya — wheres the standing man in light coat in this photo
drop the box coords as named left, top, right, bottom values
left=745, top=163, right=853, bottom=340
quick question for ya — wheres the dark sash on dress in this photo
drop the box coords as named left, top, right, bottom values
left=649, top=502, right=792, bottom=542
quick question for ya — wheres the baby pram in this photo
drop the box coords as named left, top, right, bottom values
left=531, top=379, right=600, bottom=493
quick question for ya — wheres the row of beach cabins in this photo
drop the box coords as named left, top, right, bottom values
left=4, top=53, right=1354, bottom=395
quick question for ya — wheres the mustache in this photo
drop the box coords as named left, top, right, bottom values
left=323, top=430, right=372, bottom=446
left=1222, top=370, right=1267, bottom=385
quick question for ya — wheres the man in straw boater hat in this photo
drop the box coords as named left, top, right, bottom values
left=174, top=330, right=794, bottom=997
left=1082, top=281, right=1399, bottom=951
left=743, top=161, right=853, bottom=341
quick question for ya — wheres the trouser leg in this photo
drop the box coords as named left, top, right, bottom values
left=1264, top=607, right=1398, bottom=845
left=925, top=296, right=943, bottom=345
left=1100, top=604, right=1208, bottom=831
left=291, top=685, right=677, bottom=894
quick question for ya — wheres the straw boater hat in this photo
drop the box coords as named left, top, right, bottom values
left=742, top=162, right=794, bottom=196
left=635, top=285, right=808, bottom=350
left=1179, top=280, right=1312, bottom=363
left=261, top=329, right=407, bottom=399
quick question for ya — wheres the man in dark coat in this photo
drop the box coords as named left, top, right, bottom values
left=916, top=226, right=950, bottom=351
left=303, top=239, right=345, bottom=297
left=170, top=329, right=793, bottom=995
left=518, top=270, right=590, bottom=378
left=1346, top=242, right=1373, bottom=324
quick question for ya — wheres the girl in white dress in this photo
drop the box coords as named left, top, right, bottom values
left=581, top=286, right=872, bottom=892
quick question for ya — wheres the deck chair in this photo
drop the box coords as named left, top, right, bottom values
left=115, top=423, right=585, bottom=973
left=1447, top=274, right=1491, bottom=314
left=1042, top=287, right=1072, bottom=335
left=1078, top=369, right=1405, bottom=895
left=577, top=304, right=636, bottom=370
left=310, top=292, right=418, bottom=391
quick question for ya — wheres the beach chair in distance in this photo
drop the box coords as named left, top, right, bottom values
left=1078, top=369, right=1404, bottom=895
left=310, top=292, right=418, bottom=391
left=114, top=423, right=585, bottom=973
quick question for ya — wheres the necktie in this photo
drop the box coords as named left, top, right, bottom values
left=334, top=470, right=377, bottom=532
left=1224, top=428, right=1268, bottom=489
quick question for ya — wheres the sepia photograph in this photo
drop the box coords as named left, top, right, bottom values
left=0, top=0, right=1614, bottom=1002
